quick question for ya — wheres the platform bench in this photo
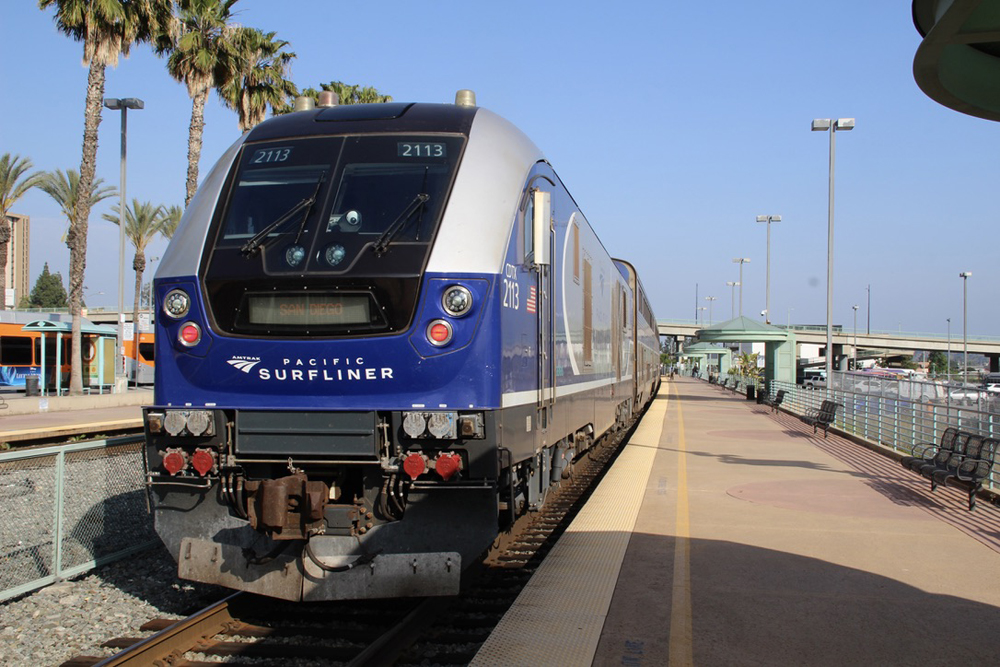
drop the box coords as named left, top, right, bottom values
left=802, top=400, right=840, bottom=438
left=900, top=427, right=961, bottom=476
left=761, top=389, right=786, bottom=413
left=919, top=432, right=997, bottom=511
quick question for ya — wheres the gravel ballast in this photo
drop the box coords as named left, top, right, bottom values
left=0, top=545, right=224, bottom=665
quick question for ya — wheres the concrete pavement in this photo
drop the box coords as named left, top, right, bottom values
left=593, top=376, right=1000, bottom=665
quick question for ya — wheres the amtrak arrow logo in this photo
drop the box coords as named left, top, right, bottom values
left=227, top=357, right=261, bottom=373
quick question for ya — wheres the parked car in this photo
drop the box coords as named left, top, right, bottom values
left=802, top=369, right=827, bottom=390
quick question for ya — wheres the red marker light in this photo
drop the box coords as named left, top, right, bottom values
left=179, top=322, right=201, bottom=346
left=426, top=320, right=452, bottom=346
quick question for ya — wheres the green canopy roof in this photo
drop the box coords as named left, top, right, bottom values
left=21, top=319, right=117, bottom=335
left=695, top=316, right=790, bottom=343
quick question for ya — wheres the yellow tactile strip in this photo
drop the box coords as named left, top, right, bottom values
left=471, top=396, right=668, bottom=666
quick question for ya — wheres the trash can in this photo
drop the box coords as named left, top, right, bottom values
left=25, top=375, right=40, bottom=396
left=746, top=384, right=756, bottom=401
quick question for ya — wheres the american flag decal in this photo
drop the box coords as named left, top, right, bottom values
left=526, top=286, right=537, bottom=314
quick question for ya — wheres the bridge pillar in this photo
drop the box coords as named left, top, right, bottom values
left=990, top=354, right=999, bottom=373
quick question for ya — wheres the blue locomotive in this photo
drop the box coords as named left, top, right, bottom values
left=144, top=90, right=660, bottom=601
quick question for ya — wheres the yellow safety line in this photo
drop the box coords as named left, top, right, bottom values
left=669, top=381, right=693, bottom=666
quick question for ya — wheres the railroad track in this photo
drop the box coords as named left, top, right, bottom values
left=61, top=408, right=645, bottom=666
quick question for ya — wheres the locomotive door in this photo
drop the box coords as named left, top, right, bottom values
left=532, top=189, right=555, bottom=437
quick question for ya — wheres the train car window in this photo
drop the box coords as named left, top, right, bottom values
left=204, top=134, right=465, bottom=337
left=0, top=336, right=34, bottom=365
left=572, top=223, right=580, bottom=284
left=522, top=192, right=534, bottom=264
left=139, top=342, right=155, bottom=362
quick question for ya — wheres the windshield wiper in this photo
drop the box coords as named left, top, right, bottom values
left=372, top=193, right=429, bottom=257
left=240, top=173, right=326, bottom=257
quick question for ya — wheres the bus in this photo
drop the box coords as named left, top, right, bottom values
left=123, top=332, right=155, bottom=384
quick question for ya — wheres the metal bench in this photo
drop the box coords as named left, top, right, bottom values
left=802, top=399, right=840, bottom=438
left=924, top=434, right=998, bottom=511
left=761, top=389, right=785, bottom=413
left=900, top=427, right=961, bottom=475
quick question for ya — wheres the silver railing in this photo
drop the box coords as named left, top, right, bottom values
left=767, top=372, right=1000, bottom=490
left=0, top=436, right=156, bottom=602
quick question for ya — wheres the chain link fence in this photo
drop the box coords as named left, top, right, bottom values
left=0, top=436, right=157, bottom=602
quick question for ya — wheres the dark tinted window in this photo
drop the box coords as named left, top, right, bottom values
left=1, top=336, right=33, bottom=365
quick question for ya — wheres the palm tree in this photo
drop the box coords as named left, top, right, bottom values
left=221, top=27, right=296, bottom=133
left=38, top=169, right=117, bottom=242
left=164, top=0, right=241, bottom=206
left=159, top=204, right=183, bottom=240
left=38, top=0, right=173, bottom=394
left=103, top=199, right=171, bottom=376
left=324, top=81, right=393, bottom=105
left=0, top=154, right=44, bottom=308
left=282, top=81, right=393, bottom=112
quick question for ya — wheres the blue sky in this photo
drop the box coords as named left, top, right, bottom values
left=2, top=1, right=997, bottom=336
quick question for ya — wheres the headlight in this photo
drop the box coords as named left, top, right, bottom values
left=442, top=285, right=472, bottom=317
left=163, top=289, right=191, bottom=319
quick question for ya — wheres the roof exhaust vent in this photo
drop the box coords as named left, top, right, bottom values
left=455, top=89, right=476, bottom=107
left=317, top=91, right=339, bottom=108
left=293, top=95, right=315, bottom=112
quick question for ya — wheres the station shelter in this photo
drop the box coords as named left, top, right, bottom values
left=678, top=341, right=733, bottom=380
left=21, top=319, right=118, bottom=395
left=691, top=316, right=797, bottom=390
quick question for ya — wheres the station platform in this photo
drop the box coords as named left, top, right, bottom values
left=0, top=389, right=149, bottom=443
left=472, top=376, right=1000, bottom=665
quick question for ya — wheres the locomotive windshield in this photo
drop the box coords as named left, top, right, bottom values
left=203, top=134, right=465, bottom=337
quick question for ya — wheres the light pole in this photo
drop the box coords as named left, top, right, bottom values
left=866, top=284, right=871, bottom=334
left=697, top=306, right=707, bottom=327
left=946, top=317, right=952, bottom=382
left=103, top=96, right=144, bottom=391
left=852, top=304, right=859, bottom=369
left=960, top=271, right=971, bottom=384
left=755, top=215, right=781, bottom=324
left=812, top=117, right=855, bottom=381
left=732, top=258, right=750, bottom=317
left=726, top=281, right=739, bottom=319
left=705, top=296, right=717, bottom=325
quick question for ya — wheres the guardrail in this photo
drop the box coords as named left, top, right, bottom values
left=0, top=436, right=157, bottom=602
left=767, top=372, right=1000, bottom=491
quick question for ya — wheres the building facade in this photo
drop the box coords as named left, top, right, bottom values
left=4, top=213, right=30, bottom=308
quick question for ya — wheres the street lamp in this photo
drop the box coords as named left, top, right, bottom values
left=697, top=306, right=707, bottom=326
left=726, top=281, right=739, bottom=319
left=960, top=271, right=971, bottom=384
left=705, top=296, right=717, bottom=325
left=103, top=96, right=144, bottom=391
left=852, top=304, right=859, bottom=369
left=755, top=215, right=781, bottom=324
left=812, top=117, right=855, bottom=381
left=946, top=317, right=952, bottom=382
left=732, top=258, right=750, bottom=317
